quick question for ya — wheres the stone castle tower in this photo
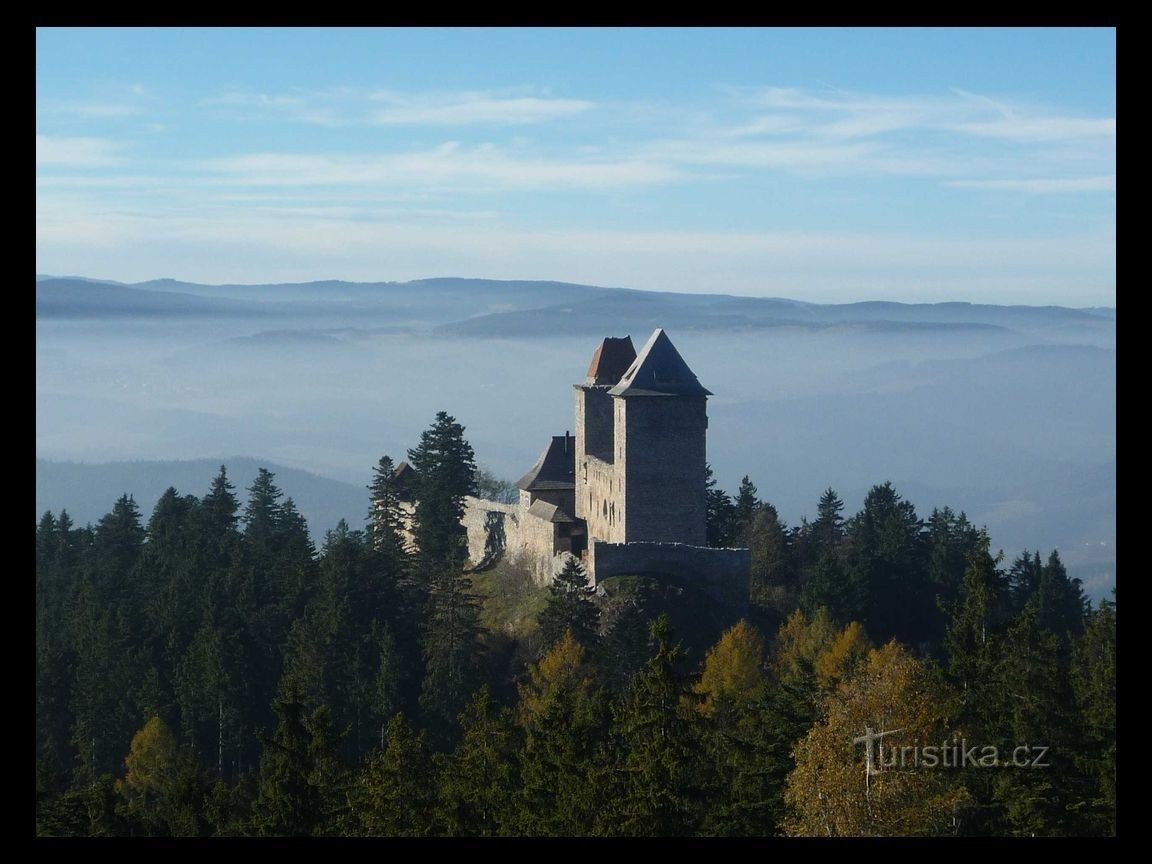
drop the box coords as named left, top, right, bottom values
left=422, top=328, right=748, bottom=587
left=574, top=328, right=710, bottom=547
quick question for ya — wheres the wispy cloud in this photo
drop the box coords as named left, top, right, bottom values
left=54, top=101, right=142, bottom=118
left=204, top=143, right=678, bottom=189
left=39, top=83, right=156, bottom=120
left=946, top=175, right=1116, bottom=193
left=733, top=85, right=1115, bottom=144
left=36, top=135, right=124, bottom=167
left=368, top=91, right=593, bottom=125
left=204, top=87, right=594, bottom=127
left=35, top=191, right=1115, bottom=305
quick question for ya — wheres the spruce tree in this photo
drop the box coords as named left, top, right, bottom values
left=538, top=556, right=600, bottom=652
left=407, top=411, right=478, bottom=575
left=367, top=455, right=408, bottom=560
left=419, top=562, right=484, bottom=742
left=610, top=615, right=701, bottom=836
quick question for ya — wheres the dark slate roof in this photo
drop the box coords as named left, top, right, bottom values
left=516, top=434, right=576, bottom=492
left=392, top=461, right=419, bottom=501
left=608, top=328, right=712, bottom=397
left=527, top=499, right=576, bottom=524
left=585, top=336, right=637, bottom=386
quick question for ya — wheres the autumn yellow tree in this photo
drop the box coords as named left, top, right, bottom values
left=693, top=619, right=785, bottom=835
left=514, top=629, right=610, bottom=835
left=116, top=715, right=202, bottom=835
left=783, top=641, right=969, bottom=836
left=693, top=619, right=769, bottom=716
left=772, top=608, right=871, bottom=696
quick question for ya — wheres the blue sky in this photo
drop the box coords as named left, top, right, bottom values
left=36, top=27, right=1115, bottom=305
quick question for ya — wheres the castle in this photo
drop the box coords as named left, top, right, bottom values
left=406, top=328, right=750, bottom=587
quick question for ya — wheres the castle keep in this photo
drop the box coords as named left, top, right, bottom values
left=408, top=328, right=749, bottom=586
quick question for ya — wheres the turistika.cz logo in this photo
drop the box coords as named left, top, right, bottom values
left=852, top=726, right=1050, bottom=774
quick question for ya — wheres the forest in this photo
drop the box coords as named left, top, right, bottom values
left=34, top=412, right=1116, bottom=837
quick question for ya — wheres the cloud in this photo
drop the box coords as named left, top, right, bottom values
left=368, top=93, right=593, bottom=125
left=735, top=85, right=1115, bottom=144
left=36, top=135, right=123, bottom=166
left=952, top=117, right=1116, bottom=142
left=202, top=91, right=342, bottom=126
left=204, top=87, right=594, bottom=127
left=39, top=84, right=156, bottom=120
left=946, top=175, right=1116, bottom=193
left=54, top=101, right=142, bottom=118
left=34, top=195, right=1116, bottom=306
left=203, top=144, right=679, bottom=189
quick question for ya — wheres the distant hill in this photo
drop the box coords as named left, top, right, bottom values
left=36, top=275, right=1115, bottom=335
left=36, top=279, right=268, bottom=319
left=35, top=458, right=369, bottom=542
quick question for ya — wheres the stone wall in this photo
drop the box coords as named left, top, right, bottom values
left=402, top=496, right=560, bottom=586
left=587, top=539, right=749, bottom=602
left=575, top=385, right=615, bottom=464
left=461, top=496, right=560, bottom=586
left=619, top=396, right=708, bottom=544
left=579, top=454, right=624, bottom=543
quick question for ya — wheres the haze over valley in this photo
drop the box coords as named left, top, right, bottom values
left=36, top=274, right=1115, bottom=599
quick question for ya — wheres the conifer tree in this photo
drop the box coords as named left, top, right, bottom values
left=435, top=686, right=519, bottom=836
left=367, top=454, right=408, bottom=560
left=250, top=690, right=320, bottom=836
left=419, top=561, right=484, bottom=741
left=343, top=714, right=435, bottom=836
left=610, top=615, right=701, bottom=836
left=538, top=555, right=600, bottom=652
left=407, top=411, right=477, bottom=575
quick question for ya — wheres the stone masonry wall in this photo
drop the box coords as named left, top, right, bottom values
left=461, top=496, right=559, bottom=586
left=587, top=539, right=750, bottom=599
left=619, top=396, right=708, bottom=545
left=403, top=496, right=561, bottom=586
left=579, top=454, right=624, bottom=544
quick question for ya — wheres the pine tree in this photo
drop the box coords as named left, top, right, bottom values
left=407, top=412, right=478, bottom=575
left=420, top=563, right=484, bottom=741
left=367, top=455, right=408, bottom=560
left=596, top=600, right=651, bottom=693
left=692, top=621, right=790, bottom=836
left=1005, top=550, right=1044, bottom=616
left=924, top=507, right=981, bottom=647
left=747, top=503, right=794, bottom=616
left=1071, top=597, right=1116, bottom=835
left=812, top=487, right=846, bottom=555
left=515, top=630, right=609, bottom=836
left=986, top=606, right=1080, bottom=836
left=800, top=550, right=863, bottom=625
left=343, top=714, right=435, bottom=836
left=538, top=556, right=600, bottom=652
left=250, top=690, right=320, bottom=836
left=943, top=532, right=1007, bottom=711
left=610, top=615, right=701, bottom=836
left=434, top=686, right=519, bottom=836
left=243, top=468, right=284, bottom=553
left=733, top=475, right=760, bottom=543
left=368, top=624, right=404, bottom=750
left=845, top=482, right=928, bottom=644
left=1031, top=550, right=1089, bottom=639
left=704, top=464, right=737, bottom=548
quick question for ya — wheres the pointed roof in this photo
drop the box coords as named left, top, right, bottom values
left=391, top=461, right=419, bottom=501
left=584, top=336, right=637, bottom=386
left=516, top=434, right=576, bottom=492
left=608, top=328, right=712, bottom=397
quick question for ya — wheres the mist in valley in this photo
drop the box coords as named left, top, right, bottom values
left=35, top=277, right=1115, bottom=599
